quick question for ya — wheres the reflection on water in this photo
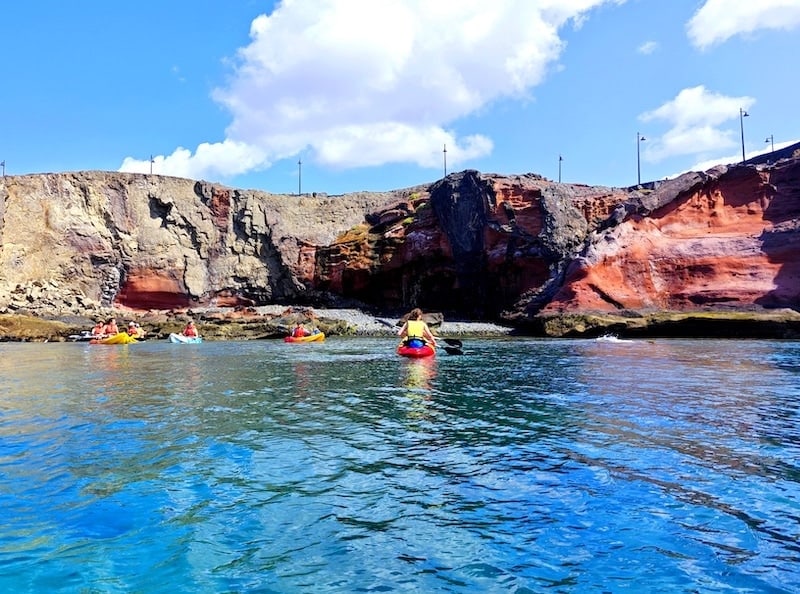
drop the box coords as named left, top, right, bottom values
left=399, top=357, right=438, bottom=422
left=0, top=338, right=799, bottom=592
left=401, top=356, right=437, bottom=391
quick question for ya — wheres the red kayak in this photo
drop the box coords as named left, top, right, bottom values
left=397, top=343, right=435, bottom=358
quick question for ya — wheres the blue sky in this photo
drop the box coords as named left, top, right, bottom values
left=2, top=0, right=799, bottom=195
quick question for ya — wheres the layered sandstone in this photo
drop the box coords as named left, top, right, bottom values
left=542, top=161, right=800, bottom=315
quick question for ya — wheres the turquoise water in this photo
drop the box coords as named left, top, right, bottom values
left=1, top=337, right=799, bottom=593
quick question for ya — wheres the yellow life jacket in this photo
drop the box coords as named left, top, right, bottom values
left=407, top=319, right=425, bottom=339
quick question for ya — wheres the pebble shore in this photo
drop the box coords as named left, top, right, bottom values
left=250, top=306, right=516, bottom=337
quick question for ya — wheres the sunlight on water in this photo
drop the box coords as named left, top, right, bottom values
left=0, top=338, right=799, bottom=592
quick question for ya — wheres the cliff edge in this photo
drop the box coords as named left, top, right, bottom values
left=1, top=155, right=799, bottom=337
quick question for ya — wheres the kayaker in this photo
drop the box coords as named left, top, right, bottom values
left=91, top=320, right=105, bottom=338
left=102, top=317, right=119, bottom=336
left=292, top=322, right=311, bottom=338
left=398, top=308, right=437, bottom=348
left=182, top=320, right=199, bottom=338
left=127, top=322, right=145, bottom=339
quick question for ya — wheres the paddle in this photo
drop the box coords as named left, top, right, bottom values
left=443, top=346, right=464, bottom=355
left=438, top=338, right=464, bottom=355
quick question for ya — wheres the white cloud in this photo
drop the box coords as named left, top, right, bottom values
left=120, top=0, right=624, bottom=180
left=119, top=140, right=268, bottom=180
left=687, top=0, right=800, bottom=49
left=637, top=40, right=658, bottom=54
left=638, top=85, right=755, bottom=161
left=687, top=139, right=800, bottom=173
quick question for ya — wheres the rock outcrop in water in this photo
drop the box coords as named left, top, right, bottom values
left=1, top=149, right=800, bottom=338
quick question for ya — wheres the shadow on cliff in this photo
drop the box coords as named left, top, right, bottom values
left=427, top=171, right=566, bottom=319
left=755, top=159, right=800, bottom=311
left=429, top=172, right=491, bottom=317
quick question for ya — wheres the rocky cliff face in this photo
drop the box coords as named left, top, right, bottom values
left=0, top=171, right=409, bottom=314
left=1, top=157, right=798, bottom=326
left=314, top=171, right=631, bottom=317
left=542, top=160, right=800, bottom=315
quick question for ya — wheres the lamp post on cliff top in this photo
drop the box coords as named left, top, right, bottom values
left=297, top=159, right=302, bottom=196
left=1, top=160, right=4, bottom=177
left=765, top=134, right=774, bottom=155
left=637, top=132, right=646, bottom=186
left=558, top=154, right=563, bottom=183
left=443, top=144, right=447, bottom=178
left=739, top=108, right=749, bottom=163
left=150, top=155, right=154, bottom=175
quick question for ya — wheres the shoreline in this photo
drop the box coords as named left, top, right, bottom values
left=267, top=307, right=517, bottom=337
left=2, top=306, right=800, bottom=342
left=0, top=306, right=518, bottom=342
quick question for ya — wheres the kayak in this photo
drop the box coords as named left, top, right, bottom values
left=90, top=332, right=138, bottom=345
left=397, top=343, right=435, bottom=358
left=169, top=333, right=202, bottom=344
left=68, top=331, right=96, bottom=342
left=595, top=333, right=633, bottom=343
left=284, top=332, right=325, bottom=343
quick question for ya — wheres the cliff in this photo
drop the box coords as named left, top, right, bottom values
left=544, top=163, right=800, bottom=314
left=0, top=172, right=413, bottom=312
left=1, top=156, right=799, bottom=337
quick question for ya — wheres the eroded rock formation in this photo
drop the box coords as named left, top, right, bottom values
left=0, top=172, right=411, bottom=314
left=1, top=154, right=799, bottom=335
left=542, top=161, right=800, bottom=315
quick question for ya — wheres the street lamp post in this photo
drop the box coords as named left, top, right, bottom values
left=637, top=132, right=646, bottom=186
left=150, top=155, right=154, bottom=175
left=558, top=154, right=563, bottom=183
left=739, top=108, right=749, bottom=163
left=297, top=159, right=302, bottom=196
left=443, top=144, right=447, bottom=177
left=765, top=134, right=774, bottom=155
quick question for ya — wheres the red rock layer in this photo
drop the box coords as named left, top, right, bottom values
left=115, top=270, right=191, bottom=310
left=544, top=163, right=800, bottom=313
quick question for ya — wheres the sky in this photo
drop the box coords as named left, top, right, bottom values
left=2, top=0, right=799, bottom=195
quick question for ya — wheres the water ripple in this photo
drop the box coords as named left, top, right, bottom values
left=1, top=339, right=799, bottom=592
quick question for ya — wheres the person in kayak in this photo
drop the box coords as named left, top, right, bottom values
left=127, top=322, right=146, bottom=339
left=182, top=320, right=199, bottom=338
left=91, top=320, right=106, bottom=338
left=291, top=322, right=321, bottom=338
left=398, top=308, right=438, bottom=348
left=102, top=317, right=119, bottom=336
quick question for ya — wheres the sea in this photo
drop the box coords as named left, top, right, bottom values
left=1, top=337, right=798, bottom=593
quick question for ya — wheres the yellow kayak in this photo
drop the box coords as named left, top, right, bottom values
left=90, top=332, right=139, bottom=345
left=284, top=332, right=325, bottom=343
